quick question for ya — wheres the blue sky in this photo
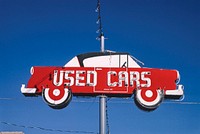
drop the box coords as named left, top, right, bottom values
left=0, top=0, right=200, bottom=134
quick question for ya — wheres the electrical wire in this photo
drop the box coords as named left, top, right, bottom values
left=105, top=98, right=110, bottom=134
left=1, top=97, right=200, bottom=105
left=0, top=121, right=98, bottom=134
left=164, top=101, right=200, bottom=105
left=1, top=97, right=200, bottom=134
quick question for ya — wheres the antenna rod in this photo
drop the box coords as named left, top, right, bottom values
left=96, top=0, right=105, bottom=52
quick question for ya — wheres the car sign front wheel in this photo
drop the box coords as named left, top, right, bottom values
left=42, top=87, right=72, bottom=109
left=135, top=89, right=164, bottom=111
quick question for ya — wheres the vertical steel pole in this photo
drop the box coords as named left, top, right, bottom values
left=99, top=95, right=106, bottom=134
left=99, top=34, right=107, bottom=134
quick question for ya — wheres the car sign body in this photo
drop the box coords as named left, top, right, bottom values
left=21, top=52, right=184, bottom=111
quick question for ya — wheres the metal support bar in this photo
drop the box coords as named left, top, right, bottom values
left=99, top=33, right=107, bottom=134
left=100, top=35, right=105, bottom=52
left=99, top=95, right=107, bottom=134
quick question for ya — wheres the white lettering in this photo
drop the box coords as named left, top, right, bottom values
left=130, top=71, right=140, bottom=87
left=141, top=71, right=151, bottom=87
left=118, top=71, right=128, bottom=87
left=64, top=70, right=74, bottom=86
left=53, top=70, right=64, bottom=86
left=107, top=71, right=151, bottom=88
left=76, top=70, right=85, bottom=86
left=52, top=69, right=151, bottom=88
left=87, top=71, right=97, bottom=86
left=107, top=71, right=117, bottom=87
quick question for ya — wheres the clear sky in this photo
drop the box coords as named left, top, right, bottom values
left=0, top=0, right=200, bottom=134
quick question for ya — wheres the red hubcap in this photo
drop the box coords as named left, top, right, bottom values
left=48, top=88, right=65, bottom=101
left=141, top=89, right=158, bottom=102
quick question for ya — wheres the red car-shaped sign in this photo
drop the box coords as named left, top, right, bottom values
left=21, top=52, right=184, bottom=111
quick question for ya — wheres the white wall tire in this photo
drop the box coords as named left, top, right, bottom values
left=135, top=89, right=163, bottom=111
left=42, top=87, right=72, bottom=109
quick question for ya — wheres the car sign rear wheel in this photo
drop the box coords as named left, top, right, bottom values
left=42, top=87, right=72, bottom=109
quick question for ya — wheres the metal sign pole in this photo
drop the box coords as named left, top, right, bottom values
left=96, top=0, right=107, bottom=133
left=99, top=95, right=106, bottom=134
left=99, top=34, right=107, bottom=134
